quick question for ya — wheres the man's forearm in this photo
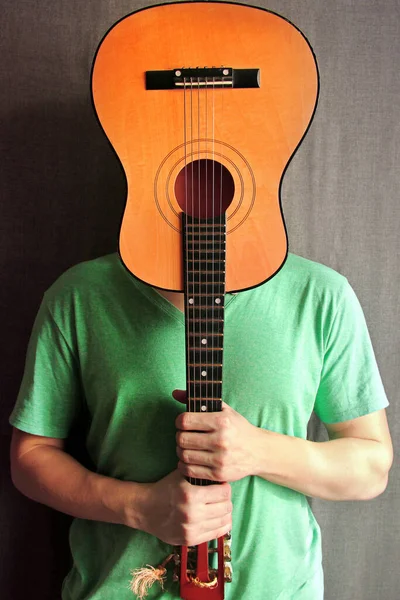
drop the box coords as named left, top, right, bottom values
left=11, top=445, right=148, bottom=529
left=11, top=446, right=234, bottom=547
left=252, top=428, right=389, bottom=501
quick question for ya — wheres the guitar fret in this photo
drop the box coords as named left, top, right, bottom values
left=188, top=244, right=225, bottom=251
left=187, top=281, right=225, bottom=287
left=188, top=309, right=225, bottom=316
left=189, top=313, right=224, bottom=319
left=186, top=248, right=225, bottom=256
left=188, top=371, right=223, bottom=380
left=187, top=278, right=225, bottom=285
left=188, top=314, right=225, bottom=319
left=188, top=385, right=223, bottom=409
left=189, top=333, right=223, bottom=336
left=188, top=303, right=224, bottom=307
left=188, top=321, right=224, bottom=334
left=189, top=351, right=224, bottom=363
left=189, top=281, right=224, bottom=285
left=187, top=318, right=224, bottom=322
left=188, top=363, right=223, bottom=367
left=186, top=221, right=225, bottom=226
left=187, top=256, right=225, bottom=261
left=186, top=234, right=225, bottom=238
left=186, top=237, right=225, bottom=242
left=187, top=255, right=225, bottom=261
left=188, top=292, right=225, bottom=297
left=187, top=399, right=222, bottom=403
left=188, top=304, right=224, bottom=308
left=186, top=226, right=225, bottom=230
left=189, top=241, right=225, bottom=245
left=187, top=273, right=225, bottom=276
left=188, top=380, right=223, bottom=383
left=188, top=346, right=223, bottom=352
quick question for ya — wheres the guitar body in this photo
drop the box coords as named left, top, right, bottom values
left=92, top=1, right=318, bottom=293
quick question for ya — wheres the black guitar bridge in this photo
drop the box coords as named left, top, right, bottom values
left=146, top=67, right=260, bottom=89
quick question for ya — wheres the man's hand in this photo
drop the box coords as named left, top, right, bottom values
left=174, top=389, right=258, bottom=483
left=140, top=470, right=232, bottom=546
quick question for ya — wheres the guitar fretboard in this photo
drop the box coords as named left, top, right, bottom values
left=182, top=213, right=226, bottom=486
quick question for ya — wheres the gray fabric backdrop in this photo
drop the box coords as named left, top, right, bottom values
left=1, top=1, right=398, bottom=599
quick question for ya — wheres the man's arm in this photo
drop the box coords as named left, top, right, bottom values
left=250, top=409, right=393, bottom=501
left=10, top=428, right=232, bottom=546
left=10, top=428, right=147, bottom=526
left=175, top=400, right=393, bottom=501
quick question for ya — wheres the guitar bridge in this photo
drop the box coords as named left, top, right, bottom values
left=146, top=67, right=260, bottom=89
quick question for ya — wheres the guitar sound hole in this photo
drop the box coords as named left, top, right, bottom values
left=175, top=159, right=234, bottom=218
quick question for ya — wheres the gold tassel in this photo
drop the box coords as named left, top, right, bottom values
left=190, top=575, right=218, bottom=589
left=129, top=554, right=174, bottom=599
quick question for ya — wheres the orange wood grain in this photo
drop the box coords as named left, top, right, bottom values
left=92, top=2, right=318, bottom=292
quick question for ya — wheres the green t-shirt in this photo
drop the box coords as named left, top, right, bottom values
left=9, top=253, right=389, bottom=600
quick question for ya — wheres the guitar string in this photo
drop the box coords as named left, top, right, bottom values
left=190, top=76, right=198, bottom=487
left=220, top=78, right=224, bottom=424
left=211, top=82, right=214, bottom=436
left=212, top=76, right=215, bottom=418
left=189, top=77, right=197, bottom=485
left=219, top=76, right=223, bottom=418
left=204, top=78, right=208, bottom=465
left=200, top=76, right=205, bottom=462
left=185, top=76, right=194, bottom=488
left=182, top=71, right=228, bottom=584
left=183, top=76, right=190, bottom=424
left=191, top=77, right=197, bottom=486
left=197, top=78, right=202, bottom=480
left=198, top=78, right=208, bottom=486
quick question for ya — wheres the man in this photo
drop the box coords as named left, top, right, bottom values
left=9, top=250, right=393, bottom=599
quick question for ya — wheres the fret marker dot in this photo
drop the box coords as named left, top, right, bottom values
left=201, top=338, right=207, bottom=345
left=201, top=370, right=207, bottom=377
left=215, top=298, right=221, bottom=304
left=201, top=405, right=207, bottom=412
left=189, top=298, right=194, bottom=305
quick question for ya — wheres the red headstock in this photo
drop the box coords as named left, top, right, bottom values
left=177, top=535, right=232, bottom=599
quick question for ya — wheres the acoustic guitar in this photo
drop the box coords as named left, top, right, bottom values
left=91, top=2, right=318, bottom=598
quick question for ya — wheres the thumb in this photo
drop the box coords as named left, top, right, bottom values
left=172, top=389, right=187, bottom=404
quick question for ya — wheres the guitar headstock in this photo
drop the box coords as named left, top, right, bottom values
left=174, top=533, right=232, bottom=599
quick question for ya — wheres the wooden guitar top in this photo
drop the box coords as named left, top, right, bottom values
left=92, top=1, right=318, bottom=292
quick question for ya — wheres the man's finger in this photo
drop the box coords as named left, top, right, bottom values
left=184, top=479, right=230, bottom=503
left=172, top=389, right=187, bottom=403
left=178, top=461, right=215, bottom=481
left=175, top=411, right=219, bottom=431
left=176, top=431, right=217, bottom=450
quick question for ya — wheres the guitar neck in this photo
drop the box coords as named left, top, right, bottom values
left=182, top=212, right=226, bottom=486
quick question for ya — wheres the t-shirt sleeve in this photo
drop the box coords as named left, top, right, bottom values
left=9, top=295, right=82, bottom=438
left=313, top=280, right=389, bottom=424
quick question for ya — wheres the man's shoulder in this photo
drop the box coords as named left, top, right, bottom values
left=43, top=253, right=124, bottom=306
left=53, top=253, right=119, bottom=284
left=282, top=252, right=348, bottom=292
left=255, top=252, right=352, bottom=310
